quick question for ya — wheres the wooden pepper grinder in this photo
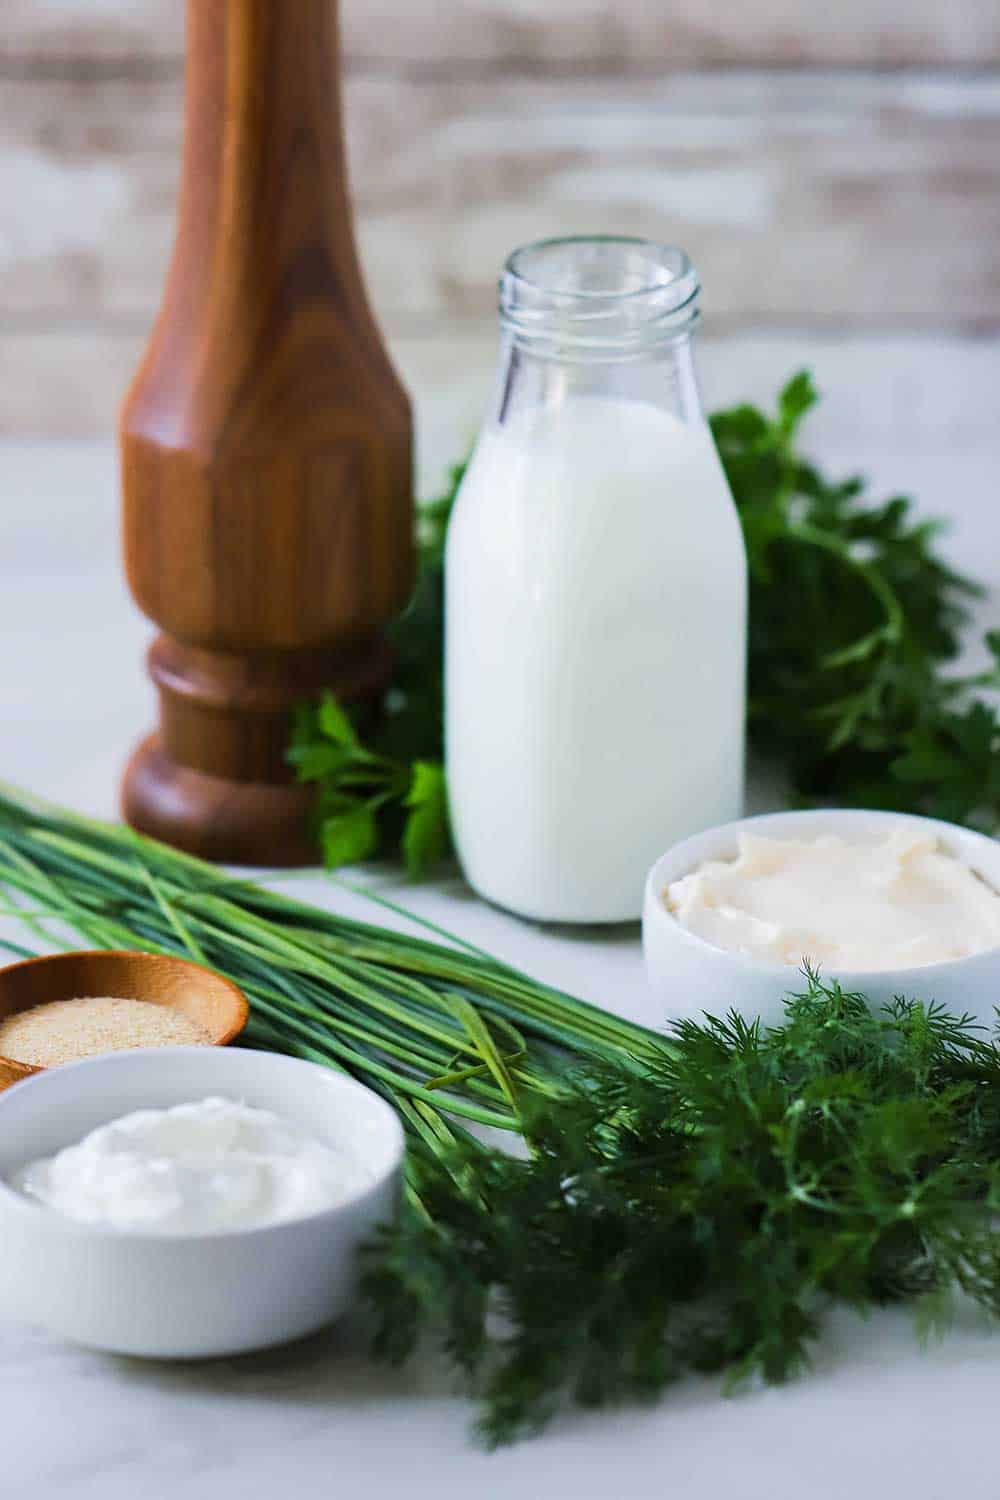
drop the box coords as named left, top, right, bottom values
left=120, top=0, right=413, bottom=865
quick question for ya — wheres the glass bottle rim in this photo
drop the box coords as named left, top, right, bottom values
left=500, top=236, right=700, bottom=357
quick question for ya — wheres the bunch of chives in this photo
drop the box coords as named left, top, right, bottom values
left=0, top=785, right=661, bottom=1153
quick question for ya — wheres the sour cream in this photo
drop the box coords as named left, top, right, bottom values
left=14, top=1097, right=372, bottom=1234
left=665, top=828, right=1000, bottom=971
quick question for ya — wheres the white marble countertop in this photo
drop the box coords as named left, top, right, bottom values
left=2, top=434, right=1000, bottom=1499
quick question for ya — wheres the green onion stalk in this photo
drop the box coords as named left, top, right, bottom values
left=0, top=782, right=658, bottom=1153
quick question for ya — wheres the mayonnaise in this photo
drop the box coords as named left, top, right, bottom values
left=665, top=828, right=1000, bottom=971
left=14, top=1097, right=372, bottom=1234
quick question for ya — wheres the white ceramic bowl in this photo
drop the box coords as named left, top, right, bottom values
left=0, top=1047, right=404, bottom=1358
left=643, top=808, right=1000, bottom=1031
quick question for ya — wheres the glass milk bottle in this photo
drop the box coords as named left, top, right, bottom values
left=445, top=237, right=747, bottom=922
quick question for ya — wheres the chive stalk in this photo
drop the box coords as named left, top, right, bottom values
left=0, top=784, right=659, bottom=1139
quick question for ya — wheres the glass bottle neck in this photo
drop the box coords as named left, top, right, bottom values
left=492, top=326, right=706, bottom=431
left=491, top=237, right=707, bottom=431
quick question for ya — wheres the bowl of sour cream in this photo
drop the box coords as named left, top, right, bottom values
left=643, top=809, right=1000, bottom=1029
left=0, top=1047, right=404, bottom=1358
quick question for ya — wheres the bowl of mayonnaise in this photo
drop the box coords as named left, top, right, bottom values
left=0, top=1046, right=403, bottom=1358
left=643, top=808, right=1000, bottom=1029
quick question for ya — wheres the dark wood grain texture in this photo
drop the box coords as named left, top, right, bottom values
left=120, top=0, right=413, bottom=865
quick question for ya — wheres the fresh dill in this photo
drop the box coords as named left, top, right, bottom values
left=366, top=971, right=1000, bottom=1444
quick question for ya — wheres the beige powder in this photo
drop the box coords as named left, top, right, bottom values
left=0, top=996, right=211, bottom=1066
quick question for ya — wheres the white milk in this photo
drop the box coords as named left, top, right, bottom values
left=445, top=395, right=747, bottom=922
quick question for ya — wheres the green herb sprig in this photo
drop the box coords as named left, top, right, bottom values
left=288, top=694, right=449, bottom=875
left=289, top=463, right=462, bottom=874
left=290, top=375, right=1000, bottom=868
left=722, top=373, right=1000, bottom=825
left=369, top=972, right=1000, bottom=1445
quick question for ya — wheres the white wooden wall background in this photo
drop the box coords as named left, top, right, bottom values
left=0, top=0, right=997, bottom=452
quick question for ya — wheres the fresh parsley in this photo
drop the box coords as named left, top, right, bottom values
left=290, top=375, right=1000, bottom=870
left=287, top=467, right=462, bottom=876
left=720, top=372, right=1000, bottom=825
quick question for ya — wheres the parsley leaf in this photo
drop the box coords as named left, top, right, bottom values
left=402, top=761, right=450, bottom=875
left=321, top=802, right=379, bottom=867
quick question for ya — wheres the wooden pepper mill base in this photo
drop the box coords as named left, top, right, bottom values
left=122, top=635, right=393, bottom=865
left=124, top=740, right=320, bottom=868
